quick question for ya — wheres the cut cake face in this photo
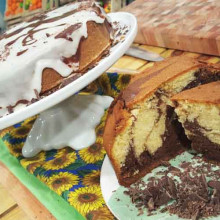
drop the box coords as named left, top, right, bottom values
left=103, top=56, right=220, bottom=186
left=172, top=81, right=220, bottom=161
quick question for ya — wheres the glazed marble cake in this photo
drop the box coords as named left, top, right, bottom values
left=172, top=81, right=220, bottom=161
left=103, top=56, right=220, bottom=186
left=0, top=1, right=113, bottom=116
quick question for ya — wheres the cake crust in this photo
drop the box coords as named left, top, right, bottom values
left=121, top=56, right=203, bottom=106
left=172, top=81, right=220, bottom=104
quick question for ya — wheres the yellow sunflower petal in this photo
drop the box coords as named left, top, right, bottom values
left=115, top=74, right=131, bottom=92
left=20, top=151, right=46, bottom=168
left=95, top=136, right=103, bottom=145
left=55, top=147, right=76, bottom=158
left=43, top=152, right=76, bottom=170
left=79, top=143, right=105, bottom=164
left=109, top=89, right=119, bottom=98
left=0, top=127, right=12, bottom=138
left=82, top=81, right=98, bottom=94
left=68, top=186, right=104, bottom=216
left=95, top=112, right=107, bottom=137
left=98, top=74, right=112, bottom=96
left=10, top=125, right=32, bottom=139
left=95, top=125, right=104, bottom=137
left=47, top=172, right=79, bottom=195
left=6, top=142, right=23, bottom=157
left=82, top=170, right=100, bottom=186
left=22, top=116, right=37, bottom=127
left=86, top=205, right=114, bottom=220
left=37, top=175, right=48, bottom=184
left=25, top=161, right=42, bottom=174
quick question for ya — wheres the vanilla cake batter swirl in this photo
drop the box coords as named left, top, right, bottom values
left=0, top=1, right=110, bottom=116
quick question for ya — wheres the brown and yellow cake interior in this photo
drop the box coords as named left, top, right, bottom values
left=103, top=56, right=220, bottom=186
left=172, top=81, right=220, bottom=161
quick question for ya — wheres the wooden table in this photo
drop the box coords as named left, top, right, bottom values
left=0, top=181, right=28, bottom=220
left=0, top=162, right=55, bottom=220
left=0, top=44, right=219, bottom=220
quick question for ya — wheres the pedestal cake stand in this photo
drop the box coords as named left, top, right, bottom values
left=0, top=12, right=137, bottom=157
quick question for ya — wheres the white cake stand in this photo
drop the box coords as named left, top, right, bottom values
left=0, top=12, right=137, bottom=157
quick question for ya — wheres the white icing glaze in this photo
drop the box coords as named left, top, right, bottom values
left=0, top=1, right=109, bottom=113
left=22, top=94, right=113, bottom=158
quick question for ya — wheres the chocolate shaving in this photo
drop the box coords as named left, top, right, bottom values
left=208, top=181, right=220, bottom=191
left=180, top=162, right=191, bottom=169
left=124, top=158, right=220, bottom=219
left=147, top=198, right=154, bottom=211
left=168, top=166, right=181, bottom=175
left=167, top=177, right=177, bottom=199
left=160, top=160, right=170, bottom=167
left=192, top=209, right=200, bottom=220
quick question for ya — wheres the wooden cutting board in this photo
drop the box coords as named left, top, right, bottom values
left=122, top=0, right=220, bottom=56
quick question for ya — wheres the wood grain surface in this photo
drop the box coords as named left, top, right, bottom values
left=0, top=185, right=17, bottom=215
left=123, top=0, right=220, bottom=56
left=0, top=206, right=30, bottom=220
left=0, top=162, right=55, bottom=220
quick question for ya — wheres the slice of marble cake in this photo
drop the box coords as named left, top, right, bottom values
left=172, top=81, right=220, bottom=161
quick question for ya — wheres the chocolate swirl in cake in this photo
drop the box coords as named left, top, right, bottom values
left=103, top=56, right=220, bottom=186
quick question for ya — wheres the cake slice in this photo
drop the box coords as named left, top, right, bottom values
left=103, top=56, right=220, bottom=186
left=172, top=81, right=220, bottom=161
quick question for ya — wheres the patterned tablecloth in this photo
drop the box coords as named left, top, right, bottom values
left=0, top=72, right=132, bottom=220
left=0, top=46, right=220, bottom=220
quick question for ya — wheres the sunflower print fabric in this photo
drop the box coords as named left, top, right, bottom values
left=0, top=72, right=132, bottom=219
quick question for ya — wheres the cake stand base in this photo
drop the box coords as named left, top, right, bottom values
left=22, top=94, right=113, bottom=158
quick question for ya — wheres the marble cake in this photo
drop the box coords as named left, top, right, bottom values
left=103, top=56, right=220, bottom=186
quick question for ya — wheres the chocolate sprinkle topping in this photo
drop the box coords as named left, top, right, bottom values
left=124, top=156, right=220, bottom=219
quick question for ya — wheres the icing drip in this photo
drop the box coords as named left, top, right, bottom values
left=22, top=94, right=113, bottom=157
left=0, top=1, right=108, bottom=114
